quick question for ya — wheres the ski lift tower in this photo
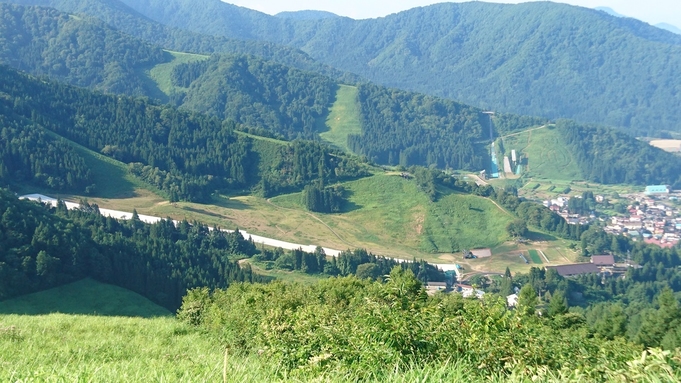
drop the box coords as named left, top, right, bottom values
left=483, top=111, right=495, bottom=141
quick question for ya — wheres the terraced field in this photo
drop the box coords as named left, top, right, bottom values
left=527, top=250, right=543, bottom=264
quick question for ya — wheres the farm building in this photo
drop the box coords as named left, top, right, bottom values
left=545, top=263, right=600, bottom=277
left=645, top=185, right=670, bottom=195
left=591, top=255, right=615, bottom=267
left=425, top=282, right=449, bottom=295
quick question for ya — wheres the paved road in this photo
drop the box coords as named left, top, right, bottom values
left=20, top=194, right=459, bottom=272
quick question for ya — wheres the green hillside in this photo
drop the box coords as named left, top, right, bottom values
left=6, top=0, right=359, bottom=83
left=423, top=194, right=512, bottom=253
left=499, top=122, right=681, bottom=187
left=501, top=125, right=582, bottom=181
left=0, top=278, right=169, bottom=317
left=145, top=50, right=209, bottom=101
left=0, top=64, right=368, bottom=203
left=172, top=55, right=337, bottom=139
left=319, top=84, right=362, bottom=151
left=39, top=129, right=151, bottom=199
left=271, top=174, right=512, bottom=257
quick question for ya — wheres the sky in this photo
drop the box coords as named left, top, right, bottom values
left=223, top=1, right=681, bottom=28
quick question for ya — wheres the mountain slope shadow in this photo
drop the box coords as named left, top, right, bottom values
left=0, top=279, right=170, bottom=318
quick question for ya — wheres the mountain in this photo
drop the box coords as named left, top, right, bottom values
left=596, top=7, right=681, bottom=36
left=275, top=10, right=339, bottom=21
left=104, top=0, right=681, bottom=136
left=4, top=2, right=681, bottom=187
left=657, top=23, right=681, bottom=35
left=594, top=6, right=625, bottom=18
left=0, top=3, right=166, bottom=95
left=0, top=64, right=368, bottom=200
left=170, top=55, right=337, bottom=140
left=4, top=0, right=360, bottom=83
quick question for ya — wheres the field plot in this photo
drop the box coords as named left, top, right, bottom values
left=464, top=251, right=535, bottom=274
left=502, top=125, right=581, bottom=181
left=527, top=250, right=543, bottom=264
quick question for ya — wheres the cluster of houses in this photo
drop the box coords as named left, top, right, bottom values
left=603, top=188, right=680, bottom=248
left=425, top=281, right=486, bottom=298
left=542, top=185, right=680, bottom=248
left=426, top=254, right=625, bottom=306
left=542, top=196, right=593, bottom=225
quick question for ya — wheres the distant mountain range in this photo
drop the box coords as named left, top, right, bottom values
left=4, top=0, right=681, bottom=136
left=594, top=6, right=625, bottom=18
left=657, top=23, right=681, bottom=35
left=45, top=0, right=681, bottom=135
left=1, top=1, right=681, bottom=190
left=595, top=7, right=681, bottom=35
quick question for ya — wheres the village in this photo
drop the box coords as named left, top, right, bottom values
left=420, top=185, right=681, bottom=304
left=542, top=184, right=681, bottom=249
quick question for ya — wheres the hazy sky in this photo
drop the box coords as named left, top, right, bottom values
left=224, top=1, right=681, bottom=27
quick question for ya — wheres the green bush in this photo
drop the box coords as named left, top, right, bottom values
left=177, top=267, right=672, bottom=380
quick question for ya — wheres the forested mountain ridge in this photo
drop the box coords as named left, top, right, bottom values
left=4, top=0, right=361, bottom=83
left=3, top=2, right=681, bottom=187
left=170, top=55, right=336, bottom=140
left=0, top=65, right=369, bottom=200
left=104, top=0, right=681, bottom=135
left=0, top=3, right=166, bottom=95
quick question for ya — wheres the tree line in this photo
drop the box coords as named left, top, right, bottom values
left=253, top=246, right=445, bottom=283
left=0, top=116, right=93, bottom=193
left=0, top=189, right=264, bottom=310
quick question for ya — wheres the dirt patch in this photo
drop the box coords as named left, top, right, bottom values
left=649, top=139, right=681, bottom=152
left=413, top=211, right=425, bottom=235
left=471, top=248, right=492, bottom=258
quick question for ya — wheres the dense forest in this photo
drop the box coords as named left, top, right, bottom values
left=5, top=0, right=360, bottom=83
left=172, top=55, right=336, bottom=139
left=0, top=3, right=166, bottom=95
left=0, top=189, right=263, bottom=310
left=0, top=115, right=94, bottom=193
left=348, top=84, right=488, bottom=169
left=95, top=0, right=681, bottom=135
left=0, top=65, right=368, bottom=201
left=5, top=2, right=681, bottom=187
left=558, top=120, right=681, bottom=187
